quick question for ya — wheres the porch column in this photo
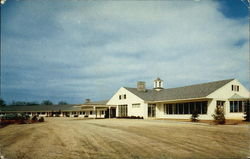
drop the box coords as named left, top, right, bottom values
left=94, top=106, right=96, bottom=119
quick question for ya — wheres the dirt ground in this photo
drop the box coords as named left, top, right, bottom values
left=0, top=118, right=249, bottom=159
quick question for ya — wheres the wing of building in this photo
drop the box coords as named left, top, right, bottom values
left=107, top=78, right=249, bottom=120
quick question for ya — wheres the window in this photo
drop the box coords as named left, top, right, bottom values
left=230, top=101, right=234, bottom=112
left=190, top=102, right=194, bottom=114
left=174, top=104, right=177, bottom=114
left=164, top=104, right=169, bottom=114
left=119, top=94, right=127, bottom=100
left=101, top=111, right=104, bottom=114
left=118, top=105, right=128, bottom=117
left=184, top=103, right=189, bottom=114
left=201, top=101, right=207, bottom=114
left=239, top=101, right=242, bottom=112
left=179, top=103, right=184, bottom=114
left=169, top=104, right=173, bottom=114
left=196, top=102, right=202, bottom=114
left=164, top=101, right=207, bottom=115
left=231, top=85, right=239, bottom=92
left=230, top=100, right=245, bottom=113
left=217, top=101, right=224, bottom=107
left=80, top=111, right=85, bottom=115
left=148, top=104, right=156, bottom=117
left=132, top=103, right=140, bottom=108
left=234, top=101, right=238, bottom=112
left=90, top=111, right=93, bottom=115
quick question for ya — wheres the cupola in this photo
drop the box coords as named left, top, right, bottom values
left=154, top=77, right=164, bottom=91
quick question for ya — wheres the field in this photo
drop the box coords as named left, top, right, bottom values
left=0, top=118, right=249, bottom=159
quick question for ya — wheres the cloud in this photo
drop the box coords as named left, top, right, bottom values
left=1, top=0, right=249, bottom=104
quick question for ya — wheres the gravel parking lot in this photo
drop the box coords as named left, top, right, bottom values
left=0, top=118, right=249, bottom=159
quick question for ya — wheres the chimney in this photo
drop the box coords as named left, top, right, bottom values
left=137, top=81, right=146, bottom=92
left=85, top=99, right=91, bottom=103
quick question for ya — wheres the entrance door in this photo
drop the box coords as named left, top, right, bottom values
left=148, top=104, right=156, bottom=117
left=216, top=101, right=225, bottom=112
left=105, top=108, right=116, bottom=118
left=217, top=101, right=225, bottom=108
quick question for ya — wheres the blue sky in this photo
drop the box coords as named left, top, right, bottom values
left=1, top=0, right=249, bottom=104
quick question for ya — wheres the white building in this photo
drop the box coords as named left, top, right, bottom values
left=1, top=78, right=249, bottom=120
left=107, top=78, right=249, bottom=120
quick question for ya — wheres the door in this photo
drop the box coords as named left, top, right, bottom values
left=148, top=104, right=156, bottom=117
left=216, top=101, right=225, bottom=112
left=105, top=108, right=116, bottom=118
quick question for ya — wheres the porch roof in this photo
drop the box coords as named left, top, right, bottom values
left=0, top=104, right=83, bottom=112
left=74, top=100, right=116, bottom=109
left=228, top=93, right=249, bottom=100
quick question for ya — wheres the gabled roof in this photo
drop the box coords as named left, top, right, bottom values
left=124, top=79, right=234, bottom=102
left=0, top=104, right=82, bottom=112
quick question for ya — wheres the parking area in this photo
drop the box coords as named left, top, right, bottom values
left=0, top=117, right=249, bottom=159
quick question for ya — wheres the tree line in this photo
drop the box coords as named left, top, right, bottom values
left=0, top=98, right=68, bottom=106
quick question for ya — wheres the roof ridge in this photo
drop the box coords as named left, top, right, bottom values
left=124, top=79, right=234, bottom=90
left=166, top=78, right=234, bottom=90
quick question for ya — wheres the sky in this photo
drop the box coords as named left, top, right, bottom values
left=0, top=0, right=249, bottom=104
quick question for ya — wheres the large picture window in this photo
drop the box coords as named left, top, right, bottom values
left=164, top=101, right=207, bottom=115
left=118, top=105, right=128, bottom=117
left=230, top=101, right=245, bottom=113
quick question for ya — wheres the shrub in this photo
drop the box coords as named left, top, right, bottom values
left=38, top=117, right=44, bottom=122
left=1, top=113, right=18, bottom=120
left=32, top=115, right=38, bottom=122
left=19, top=113, right=30, bottom=124
left=244, top=100, right=250, bottom=122
left=191, top=109, right=199, bottom=122
left=0, top=113, right=31, bottom=125
left=212, top=106, right=225, bottom=124
left=55, top=113, right=61, bottom=117
left=65, top=113, right=70, bottom=117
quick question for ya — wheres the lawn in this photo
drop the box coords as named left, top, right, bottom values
left=0, top=118, right=249, bottom=159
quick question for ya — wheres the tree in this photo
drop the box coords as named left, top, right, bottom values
left=41, top=100, right=53, bottom=105
left=244, top=100, right=250, bottom=122
left=0, top=98, right=6, bottom=106
left=212, top=106, right=225, bottom=124
left=191, top=109, right=199, bottom=122
left=11, top=101, right=39, bottom=106
left=58, top=101, right=68, bottom=105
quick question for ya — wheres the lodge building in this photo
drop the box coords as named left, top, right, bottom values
left=0, top=78, right=249, bottom=120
